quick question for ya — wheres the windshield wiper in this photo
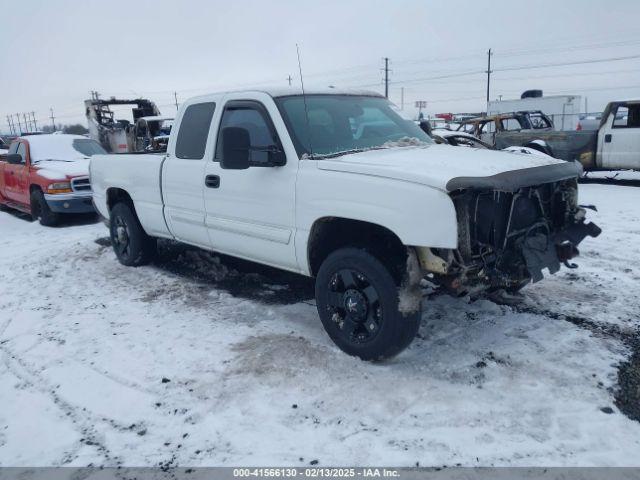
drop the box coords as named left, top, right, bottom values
left=306, top=137, right=430, bottom=160
left=307, top=148, right=374, bottom=160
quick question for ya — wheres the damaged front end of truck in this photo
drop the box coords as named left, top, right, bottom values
left=418, top=163, right=601, bottom=296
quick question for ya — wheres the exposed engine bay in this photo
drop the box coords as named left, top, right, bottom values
left=420, top=178, right=601, bottom=295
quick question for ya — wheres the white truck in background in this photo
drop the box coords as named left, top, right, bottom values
left=90, top=88, right=600, bottom=360
left=494, top=99, right=640, bottom=171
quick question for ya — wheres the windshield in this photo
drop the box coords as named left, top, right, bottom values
left=73, top=139, right=106, bottom=156
left=275, top=95, right=432, bottom=158
left=29, top=137, right=106, bottom=163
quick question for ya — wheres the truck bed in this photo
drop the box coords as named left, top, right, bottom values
left=494, top=130, right=598, bottom=169
left=90, top=152, right=170, bottom=237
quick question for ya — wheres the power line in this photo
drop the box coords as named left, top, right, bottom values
left=350, top=53, right=640, bottom=90
left=495, top=53, right=640, bottom=73
left=486, top=48, right=492, bottom=109
left=383, top=57, right=390, bottom=98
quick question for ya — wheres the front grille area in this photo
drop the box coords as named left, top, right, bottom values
left=449, top=178, right=579, bottom=285
left=71, top=176, right=92, bottom=192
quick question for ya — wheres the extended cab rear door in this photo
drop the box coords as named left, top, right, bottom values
left=202, top=93, right=299, bottom=272
left=162, top=101, right=217, bottom=249
left=600, top=101, right=640, bottom=170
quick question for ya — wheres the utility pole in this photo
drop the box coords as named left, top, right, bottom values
left=174, top=91, right=179, bottom=111
left=31, top=112, right=38, bottom=131
left=485, top=48, right=493, bottom=111
left=383, top=57, right=390, bottom=99
left=287, top=75, right=293, bottom=86
left=50, top=108, right=56, bottom=131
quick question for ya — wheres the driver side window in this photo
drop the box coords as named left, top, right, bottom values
left=16, top=143, right=27, bottom=164
left=215, top=103, right=280, bottom=164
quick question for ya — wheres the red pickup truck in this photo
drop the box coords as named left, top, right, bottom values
left=0, top=134, right=106, bottom=225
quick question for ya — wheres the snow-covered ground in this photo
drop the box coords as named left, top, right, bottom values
left=582, top=169, right=640, bottom=184
left=0, top=184, right=639, bottom=467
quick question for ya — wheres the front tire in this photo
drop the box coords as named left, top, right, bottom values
left=109, top=202, right=157, bottom=266
left=315, top=248, right=421, bottom=361
left=30, top=189, right=59, bottom=226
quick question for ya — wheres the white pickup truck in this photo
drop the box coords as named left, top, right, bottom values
left=493, top=99, right=640, bottom=171
left=90, top=88, right=600, bottom=360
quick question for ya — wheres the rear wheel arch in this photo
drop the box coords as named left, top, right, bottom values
left=107, top=188, right=135, bottom=212
left=307, top=217, right=409, bottom=285
left=29, top=188, right=59, bottom=226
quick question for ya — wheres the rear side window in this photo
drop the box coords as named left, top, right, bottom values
left=175, top=102, right=216, bottom=159
left=502, top=118, right=522, bottom=131
left=613, top=104, right=640, bottom=128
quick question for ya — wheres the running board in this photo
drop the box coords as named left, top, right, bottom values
left=0, top=200, right=31, bottom=214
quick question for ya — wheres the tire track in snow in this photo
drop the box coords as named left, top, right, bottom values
left=512, top=304, right=640, bottom=423
left=0, top=346, right=123, bottom=466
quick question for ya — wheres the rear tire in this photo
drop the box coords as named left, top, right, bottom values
left=109, top=202, right=157, bottom=266
left=315, top=247, right=421, bottom=361
left=30, top=189, right=59, bottom=226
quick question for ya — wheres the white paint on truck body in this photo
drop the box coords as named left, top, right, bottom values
left=90, top=89, right=572, bottom=277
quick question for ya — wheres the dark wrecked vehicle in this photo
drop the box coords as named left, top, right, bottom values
left=457, top=110, right=554, bottom=156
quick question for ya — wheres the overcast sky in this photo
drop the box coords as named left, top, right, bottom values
left=1, top=0, right=640, bottom=132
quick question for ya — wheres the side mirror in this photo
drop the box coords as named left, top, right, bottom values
left=6, top=154, right=22, bottom=165
left=221, top=127, right=250, bottom=170
left=267, top=147, right=286, bottom=166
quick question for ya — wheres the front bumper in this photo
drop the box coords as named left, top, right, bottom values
left=430, top=179, right=602, bottom=294
left=44, top=193, right=95, bottom=214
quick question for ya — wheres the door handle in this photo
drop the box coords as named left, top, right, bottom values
left=205, top=175, right=220, bottom=188
left=605, top=134, right=612, bottom=143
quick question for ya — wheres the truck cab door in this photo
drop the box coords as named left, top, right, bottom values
left=600, top=102, right=640, bottom=170
left=162, top=101, right=217, bottom=249
left=2, top=142, right=18, bottom=199
left=4, top=142, right=29, bottom=204
left=202, top=95, right=299, bottom=272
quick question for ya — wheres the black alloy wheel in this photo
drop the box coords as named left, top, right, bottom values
left=315, top=247, right=421, bottom=361
left=326, top=268, right=383, bottom=344
left=109, top=202, right=157, bottom=267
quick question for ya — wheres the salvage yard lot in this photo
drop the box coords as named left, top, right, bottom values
left=0, top=183, right=639, bottom=467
